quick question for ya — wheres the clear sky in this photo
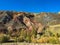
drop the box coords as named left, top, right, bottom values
left=0, top=0, right=60, bottom=13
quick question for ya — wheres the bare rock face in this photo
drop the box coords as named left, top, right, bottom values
left=0, top=11, right=60, bottom=34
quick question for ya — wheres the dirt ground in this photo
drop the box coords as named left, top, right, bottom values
left=0, top=43, right=60, bottom=45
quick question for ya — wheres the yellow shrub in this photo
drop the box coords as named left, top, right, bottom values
left=31, top=35, right=37, bottom=43
left=37, top=37, right=49, bottom=43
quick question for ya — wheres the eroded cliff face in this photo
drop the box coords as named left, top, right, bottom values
left=0, top=11, right=60, bottom=34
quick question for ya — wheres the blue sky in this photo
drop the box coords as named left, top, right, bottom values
left=0, top=0, right=60, bottom=13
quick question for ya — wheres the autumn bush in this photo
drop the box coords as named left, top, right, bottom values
left=31, top=34, right=37, bottom=43
left=37, top=37, right=49, bottom=43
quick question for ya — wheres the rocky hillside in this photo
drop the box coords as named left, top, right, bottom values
left=0, top=11, right=60, bottom=34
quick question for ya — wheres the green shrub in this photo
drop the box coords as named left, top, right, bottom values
left=0, top=34, right=10, bottom=43
left=48, top=37, right=59, bottom=44
left=25, top=36, right=31, bottom=42
left=18, top=36, right=24, bottom=42
left=18, top=29, right=27, bottom=42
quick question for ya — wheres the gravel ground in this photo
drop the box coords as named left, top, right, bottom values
left=0, top=43, right=60, bottom=45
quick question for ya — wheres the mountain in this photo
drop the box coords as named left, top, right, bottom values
left=0, top=11, right=60, bottom=34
